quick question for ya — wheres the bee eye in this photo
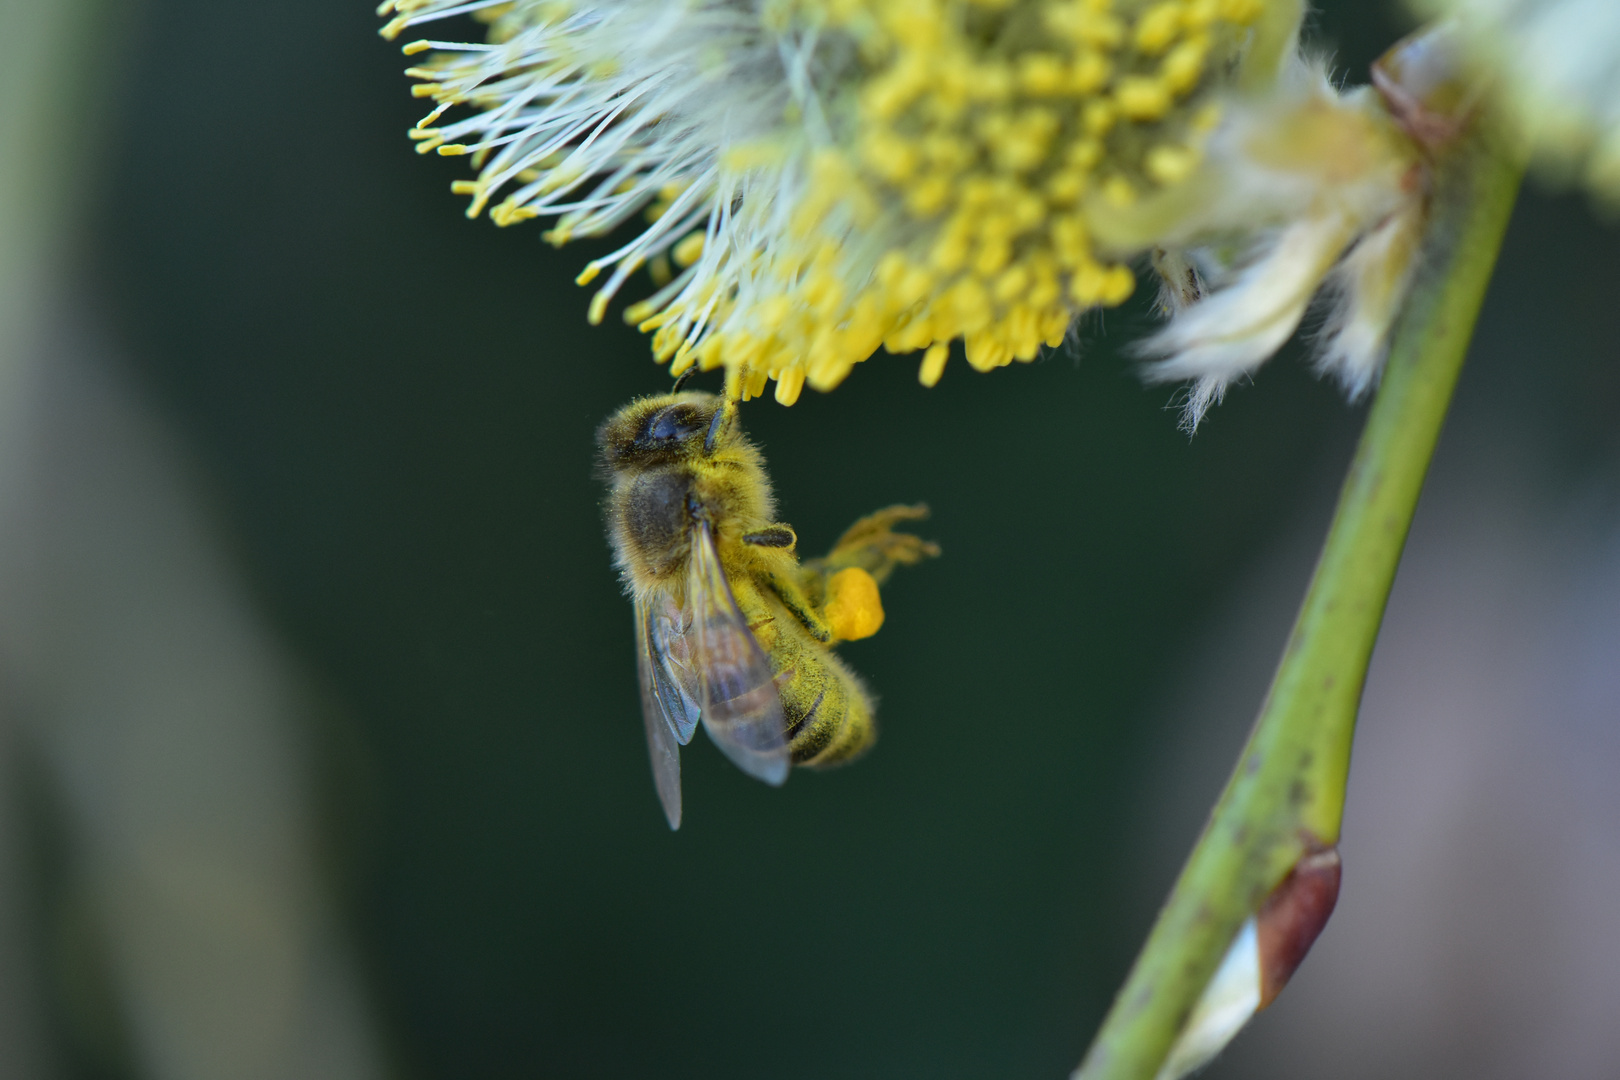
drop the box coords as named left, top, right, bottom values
left=643, top=406, right=699, bottom=444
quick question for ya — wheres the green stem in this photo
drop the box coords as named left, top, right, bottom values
left=1074, top=119, right=1525, bottom=1079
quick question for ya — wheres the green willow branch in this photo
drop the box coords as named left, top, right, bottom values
left=1074, top=107, right=1526, bottom=1080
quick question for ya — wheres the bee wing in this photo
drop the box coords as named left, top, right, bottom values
left=688, top=520, right=790, bottom=786
left=643, top=592, right=702, bottom=744
left=635, top=595, right=701, bottom=830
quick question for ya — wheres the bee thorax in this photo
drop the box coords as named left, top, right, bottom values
left=620, top=468, right=693, bottom=577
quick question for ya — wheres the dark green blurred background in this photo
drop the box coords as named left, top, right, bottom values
left=34, top=0, right=1614, bottom=1076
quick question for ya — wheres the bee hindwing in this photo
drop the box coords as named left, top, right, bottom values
left=688, top=520, right=790, bottom=786
left=635, top=596, right=702, bottom=830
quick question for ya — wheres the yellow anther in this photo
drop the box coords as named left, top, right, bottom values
left=1217, top=0, right=1263, bottom=20
left=1102, top=174, right=1138, bottom=205
left=918, top=342, right=949, bottom=387
left=672, top=232, right=705, bottom=267
left=1146, top=144, right=1198, bottom=185
left=993, top=265, right=1031, bottom=303
left=1162, top=34, right=1211, bottom=93
left=1046, top=168, right=1087, bottom=205
left=402, top=39, right=433, bottom=55
left=1070, top=52, right=1112, bottom=94
left=1101, top=265, right=1137, bottom=305
left=588, top=291, right=610, bottom=326
left=1134, top=3, right=1184, bottom=56
left=436, top=143, right=470, bottom=156
left=1116, top=77, right=1172, bottom=120
left=1018, top=53, right=1067, bottom=95
left=449, top=179, right=479, bottom=195
left=1082, top=99, right=1117, bottom=136
left=774, top=366, right=805, bottom=405
left=576, top=263, right=603, bottom=286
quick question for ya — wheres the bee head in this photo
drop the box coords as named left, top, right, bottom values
left=596, top=391, right=737, bottom=473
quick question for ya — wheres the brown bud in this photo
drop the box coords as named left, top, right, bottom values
left=1256, top=844, right=1342, bottom=1008
left=1372, top=22, right=1485, bottom=152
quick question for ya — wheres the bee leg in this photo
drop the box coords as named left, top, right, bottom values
left=760, top=570, right=833, bottom=643
left=812, top=503, right=941, bottom=586
left=742, top=524, right=797, bottom=549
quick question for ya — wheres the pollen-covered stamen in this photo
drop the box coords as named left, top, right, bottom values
left=386, top=0, right=1292, bottom=404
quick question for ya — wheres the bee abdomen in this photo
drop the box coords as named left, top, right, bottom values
left=782, top=663, right=874, bottom=767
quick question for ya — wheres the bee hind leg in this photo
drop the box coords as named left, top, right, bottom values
left=812, top=504, right=941, bottom=586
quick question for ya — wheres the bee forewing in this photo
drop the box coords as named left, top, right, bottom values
left=688, top=521, right=790, bottom=786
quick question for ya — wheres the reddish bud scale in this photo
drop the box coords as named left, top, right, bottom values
left=1256, top=845, right=1342, bottom=1008
left=1372, top=22, right=1482, bottom=153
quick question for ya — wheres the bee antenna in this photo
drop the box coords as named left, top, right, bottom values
left=671, top=368, right=695, bottom=394
left=703, top=399, right=734, bottom=454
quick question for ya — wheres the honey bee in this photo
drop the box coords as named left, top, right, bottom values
left=598, top=391, right=937, bottom=828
